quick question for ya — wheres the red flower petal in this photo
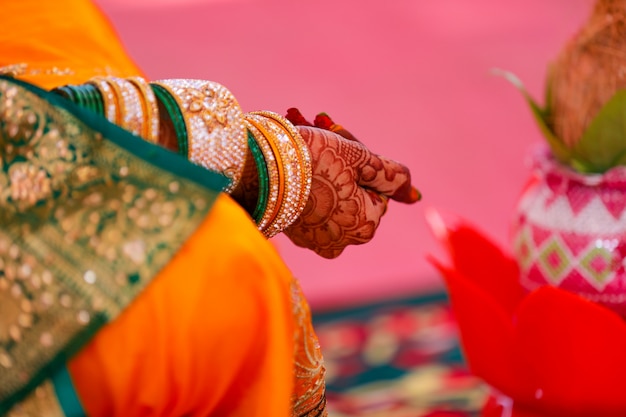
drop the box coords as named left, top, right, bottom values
left=313, top=112, right=361, bottom=142
left=314, top=112, right=334, bottom=130
left=426, top=208, right=525, bottom=317
left=285, top=107, right=313, bottom=126
left=429, top=209, right=626, bottom=416
left=430, top=260, right=519, bottom=397
left=512, top=286, right=626, bottom=415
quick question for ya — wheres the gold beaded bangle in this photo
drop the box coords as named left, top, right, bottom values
left=127, top=76, right=160, bottom=144
left=249, top=110, right=312, bottom=224
left=150, top=79, right=247, bottom=193
left=246, top=113, right=299, bottom=235
left=88, top=78, right=118, bottom=124
left=104, top=77, right=145, bottom=138
left=244, top=119, right=282, bottom=234
left=94, top=77, right=127, bottom=126
left=88, top=77, right=156, bottom=142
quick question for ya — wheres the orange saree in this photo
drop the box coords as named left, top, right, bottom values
left=69, top=195, right=296, bottom=416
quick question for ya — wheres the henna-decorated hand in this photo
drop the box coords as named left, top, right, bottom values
left=157, top=100, right=420, bottom=259
left=284, top=124, right=420, bottom=259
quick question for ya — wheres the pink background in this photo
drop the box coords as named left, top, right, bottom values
left=96, top=0, right=593, bottom=309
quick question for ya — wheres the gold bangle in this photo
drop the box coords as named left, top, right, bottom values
left=127, top=76, right=160, bottom=144
left=105, top=77, right=145, bottom=138
left=87, top=78, right=118, bottom=124
left=245, top=112, right=310, bottom=237
left=150, top=79, right=247, bottom=193
left=248, top=113, right=301, bottom=232
left=249, top=110, right=312, bottom=223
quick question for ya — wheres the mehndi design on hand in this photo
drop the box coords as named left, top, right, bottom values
left=284, top=120, right=420, bottom=259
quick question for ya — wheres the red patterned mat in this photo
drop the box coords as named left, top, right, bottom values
left=312, top=292, right=487, bottom=416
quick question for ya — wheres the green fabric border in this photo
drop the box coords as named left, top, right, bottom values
left=51, top=366, right=86, bottom=417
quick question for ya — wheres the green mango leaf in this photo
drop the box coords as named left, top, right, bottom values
left=543, top=66, right=554, bottom=131
left=491, top=68, right=573, bottom=165
left=611, top=150, right=626, bottom=168
left=573, top=89, right=626, bottom=173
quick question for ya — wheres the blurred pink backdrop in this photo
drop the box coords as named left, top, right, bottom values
left=95, top=0, right=593, bottom=309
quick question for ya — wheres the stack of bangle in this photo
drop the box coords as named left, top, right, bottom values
left=93, top=77, right=150, bottom=141
left=53, top=76, right=160, bottom=144
left=245, top=111, right=312, bottom=238
left=148, top=79, right=247, bottom=194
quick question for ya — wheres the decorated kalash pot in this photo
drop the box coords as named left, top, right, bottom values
left=512, top=146, right=626, bottom=315
left=428, top=1, right=626, bottom=417
left=508, top=0, right=626, bottom=317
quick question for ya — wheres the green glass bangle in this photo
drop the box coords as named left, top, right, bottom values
left=51, top=86, right=77, bottom=103
left=68, top=85, right=80, bottom=107
left=89, top=85, right=105, bottom=117
left=247, top=129, right=270, bottom=224
left=74, top=85, right=91, bottom=112
left=78, top=85, right=95, bottom=112
left=82, top=84, right=104, bottom=117
left=150, top=83, right=188, bottom=157
left=72, top=85, right=89, bottom=109
left=54, top=84, right=105, bottom=118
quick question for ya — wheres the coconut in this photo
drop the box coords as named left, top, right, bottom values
left=548, top=0, right=626, bottom=147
